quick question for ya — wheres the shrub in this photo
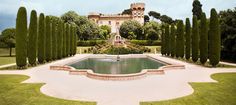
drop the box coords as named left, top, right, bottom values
left=45, top=16, right=52, bottom=62
left=176, top=20, right=184, bottom=58
left=15, top=7, right=27, bottom=68
left=200, top=12, right=208, bottom=64
left=38, top=13, right=45, bottom=63
left=209, top=8, right=221, bottom=67
left=77, top=40, right=106, bottom=46
left=129, top=40, right=161, bottom=46
left=28, top=10, right=38, bottom=66
left=185, top=18, right=191, bottom=60
left=170, top=23, right=176, bottom=57
left=192, top=15, right=199, bottom=62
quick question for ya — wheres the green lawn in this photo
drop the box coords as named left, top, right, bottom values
left=0, top=75, right=96, bottom=105
left=77, top=46, right=92, bottom=54
left=141, top=73, right=236, bottom=105
left=0, top=48, right=16, bottom=66
left=145, top=46, right=161, bottom=53
left=0, top=56, right=15, bottom=66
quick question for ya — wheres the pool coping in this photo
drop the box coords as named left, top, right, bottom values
left=50, top=54, right=185, bottom=81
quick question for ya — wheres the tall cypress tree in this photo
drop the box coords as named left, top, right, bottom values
left=165, top=25, right=170, bottom=56
left=185, top=18, right=191, bottom=60
left=70, top=25, right=73, bottom=56
left=74, top=27, right=77, bottom=55
left=63, top=23, right=67, bottom=57
left=28, top=10, right=38, bottom=66
left=16, top=7, right=27, bottom=68
left=176, top=20, right=184, bottom=58
left=51, top=19, right=57, bottom=60
left=200, top=12, right=208, bottom=64
left=45, top=16, right=52, bottom=62
left=192, top=15, right=199, bottom=62
left=67, top=24, right=71, bottom=56
left=170, top=23, right=176, bottom=57
left=209, top=8, right=221, bottom=67
left=57, top=21, right=62, bottom=59
left=192, top=0, right=203, bottom=20
left=161, top=26, right=165, bottom=55
left=38, top=13, right=45, bottom=63
left=71, top=26, right=74, bottom=56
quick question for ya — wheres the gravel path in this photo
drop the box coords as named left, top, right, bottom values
left=0, top=54, right=236, bottom=105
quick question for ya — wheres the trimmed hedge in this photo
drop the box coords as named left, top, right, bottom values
left=130, top=40, right=161, bottom=46
left=77, top=40, right=106, bottom=46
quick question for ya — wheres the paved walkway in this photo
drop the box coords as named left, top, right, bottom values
left=0, top=54, right=236, bottom=105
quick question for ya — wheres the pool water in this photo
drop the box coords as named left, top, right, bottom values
left=69, top=58, right=165, bottom=74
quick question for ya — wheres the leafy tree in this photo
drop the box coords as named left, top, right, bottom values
left=119, top=20, right=142, bottom=40
left=28, top=10, right=37, bottom=65
left=51, top=19, right=57, bottom=60
left=192, top=0, right=203, bottom=20
left=148, top=11, right=161, bottom=20
left=122, top=9, right=132, bottom=15
left=0, top=28, right=15, bottom=56
left=209, top=8, right=221, bottom=67
left=15, top=7, right=27, bottom=68
left=61, top=11, right=99, bottom=40
left=165, top=25, right=170, bottom=56
left=146, top=29, right=159, bottom=40
left=144, top=15, right=150, bottom=23
left=38, top=13, right=45, bottom=63
left=61, top=11, right=79, bottom=24
left=219, top=8, right=236, bottom=62
left=99, top=25, right=111, bottom=39
left=160, top=15, right=173, bottom=24
left=176, top=20, right=184, bottom=58
left=192, top=15, right=199, bottom=62
left=45, top=16, right=52, bottom=62
left=185, top=18, right=191, bottom=60
left=200, top=12, right=208, bottom=64
left=143, top=21, right=161, bottom=40
left=170, top=24, right=176, bottom=57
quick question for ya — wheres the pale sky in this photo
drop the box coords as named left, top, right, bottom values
left=0, top=0, right=235, bottom=32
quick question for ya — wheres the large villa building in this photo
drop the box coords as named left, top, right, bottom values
left=88, top=3, right=145, bottom=33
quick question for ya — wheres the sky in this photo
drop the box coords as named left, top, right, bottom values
left=0, top=0, right=235, bottom=33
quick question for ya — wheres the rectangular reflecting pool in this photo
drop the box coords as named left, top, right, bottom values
left=68, top=57, right=165, bottom=74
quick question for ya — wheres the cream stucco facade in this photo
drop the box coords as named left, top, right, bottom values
left=88, top=3, right=145, bottom=33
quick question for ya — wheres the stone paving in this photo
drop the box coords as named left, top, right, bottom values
left=0, top=54, right=236, bottom=105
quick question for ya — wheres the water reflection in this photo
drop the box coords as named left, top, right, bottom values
left=69, top=58, right=165, bottom=74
